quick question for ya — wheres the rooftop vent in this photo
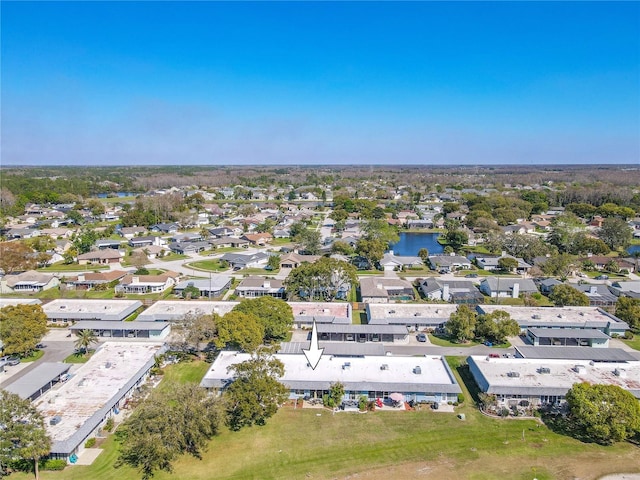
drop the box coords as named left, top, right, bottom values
left=614, top=368, right=627, bottom=378
left=574, top=364, right=586, bottom=374
left=380, top=364, right=389, bottom=370
left=532, top=314, right=540, bottom=319
left=342, top=362, right=351, bottom=370
left=538, top=367, right=551, bottom=374
left=50, top=416, right=62, bottom=426
left=414, top=312, right=421, bottom=316
left=389, top=310, right=396, bottom=314
left=507, top=371, right=520, bottom=378
left=413, top=366, right=422, bottom=375
left=59, top=305, right=66, bottom=309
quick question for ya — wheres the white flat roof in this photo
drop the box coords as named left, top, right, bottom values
left=136, top=300, right=238, bottom=321
left=468, top=355, right=640, bottom=398
left=202, top=351, right=460, bottom=394
left=0, top=298, right=42, bottom=308
left=35, top=342, right=163, bottom=453
left=367, top=303, right=457, bottom=319
left=476, top=305, right=623, bottom=327
left=43, top=299, right=142, bottom=321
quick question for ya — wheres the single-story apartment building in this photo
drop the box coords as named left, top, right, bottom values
left=35, top=342, right=165, bottom=462
left=235, top=276, right=286, bottom=298
left=467, top=355, right=640, bottom=408
left=70, top=320, right=171, bottom=339
left=525, top=327, right=610, bottom=348
left=136, top=300, right=238, bottom=322
left=366, top=303, right=457, bottom=330
left=201, top=351, right=462, bottom=404
left=42, top=299, right=142, bottom=323
left=475, top=305, right=629, bottom=336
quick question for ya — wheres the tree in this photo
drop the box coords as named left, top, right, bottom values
left=0, top=390, right=51, bottom=480
left=565, top=383, right=640, bottom=445
left=130, top=251, right=149, bottom=271
left=0, top=305, right=48, bottom=356
left=225, top=353, right=288, bottom=431
left=548, top=284, right=589, bottom=307
left=325, top=382, right=345, bottom=408
left=597, top=217, right=632, bottom=250
left=418, top=248, right=429, bottom=262
left=476, top=310, right=520, bottom=344
left=0, top=241, right=36, bottom=273
left=362, top=219, right=399, bottom=245
left=444, top=229, right=468, bottom=252
left=615, top=296, right=640, bottom=330
left=355, top=237, right=386, bottom=267
left=215, top=311, right=264, bottom=353
left=497, top=257, right=518, bottom=272
left=294, top=229, right=321, bottom=255
left=72, top=229, right=98, bottom=254
left=267, top=253, right=281, bottom=270
left=284, top=257, right=357, bottom=301
left=182, top=284, right=201, bottom=299
left=445, top=305, right=477, bottom=343
left=172, top=312, right=218, bottom=352
left=74, top=329, right=99, bottom=356
left=117, top=382, right=223, bottom=479
left=233, top=296, right=293, bottom=343
left=540, top=253, right=576, bottom=279
left=331, top=240, right=354, bottom=256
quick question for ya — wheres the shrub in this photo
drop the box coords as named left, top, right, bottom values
left=43, top=459, right=67, bottom=471
left=84, top=437, right=96, bottom=448
left=624, top=330, right=634, bottom=340
left=103, top=417, right=115, bottom=432
left=457, top=393, right=465, bottom=404
left=358, top=395, right=368, bottom=411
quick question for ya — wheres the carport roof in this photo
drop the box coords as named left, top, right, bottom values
left=70, top=320, right=170, bottom=331
left=4, top=362, right=71, bottom=400
left=527, top=328, right=610, bottom=339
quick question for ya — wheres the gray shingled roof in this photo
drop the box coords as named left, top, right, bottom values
left=514, top=346, right=639, bottom=362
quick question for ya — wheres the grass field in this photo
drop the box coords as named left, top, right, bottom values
left=621, top=335, right=640, bottom=351
left=21, top=349, right=45, bottom=363
left=429, top=334, right=480, bottom=347
left=187, top=259, right=230, bottom=272
left=10, top=358, right=640, bottom=480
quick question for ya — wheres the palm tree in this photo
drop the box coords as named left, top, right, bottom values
left=74, top=329, right=99, bottom=356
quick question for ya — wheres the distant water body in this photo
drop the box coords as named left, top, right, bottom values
left=95, top=192, right=136, bottom=198
left=389, top=232, right=444, bottom=256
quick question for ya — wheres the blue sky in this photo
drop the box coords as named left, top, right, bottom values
left=1, top=1, right=639, bottom=166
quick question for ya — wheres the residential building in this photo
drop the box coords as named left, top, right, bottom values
left=173, top=276, right=233, bottom=298
left=116, top=271, right=179, bottom=294
left=0, top=270, right=59, bottom=294
left=427, top=254, right=472, bottom=272
left=65, top=271, right=128, bottom=290
left=77, top=250, right=122, bottom=265
left=478, top=278, right=538, bottom=298
left=235, top=276, right=285, bottom=298
left=359, top=277, right=415, bottom=303
left=379, top=251, right=423, bottom=271
left=418, top=277, right=484, bottom=304
left=202, top=351, right=462, bottom=404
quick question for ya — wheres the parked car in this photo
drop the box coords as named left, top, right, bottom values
left=416, top=333, right=427, bottom=343
left=465, top=273, right=478, bottom=278
left=0, top=356, right=20, bottom=366
left=595, top=275, right=609, bottom=280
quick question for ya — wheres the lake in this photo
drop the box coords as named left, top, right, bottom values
left=389, top=232, right=444, bottom=256
left=95, top=192, right=137, bottom=198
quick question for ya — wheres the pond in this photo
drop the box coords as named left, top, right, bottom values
left=95, top=192, right=137, bottom=198
left=389, top=232, right=444, bottom=256
left=627, top=245, right=640, bottom=255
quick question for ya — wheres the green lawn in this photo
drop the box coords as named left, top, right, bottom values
left=157, top=253, right=189, bottom=262
left=621, top=333, right=640, bottom=351
left=241, top=268, right=277, bottom=275
left=38, top=263, right=109, bottom=272
left=429, top=333, right=480, bottom=347
left=21, top=349, right=45, bottom=362
left=10, top=358, right=640, bottom=480
left=63, top=350, right=95, bottom=363
left=187, top=260, right=230, bottom=272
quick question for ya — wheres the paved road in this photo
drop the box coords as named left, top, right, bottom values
left=0, top=328, right=76, bottom=388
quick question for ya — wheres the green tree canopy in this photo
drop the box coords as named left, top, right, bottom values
left=355, top=237, right=387, bottom=267
left=597, top=217, right=632, bottom=250
left=294, top=229, right=322, bottom=255
left=233, top=296, right=293, bottom=342
left=565, top=382, right=640, bottom=445
left=476, top=310, right=520, bottom=344
left=548, top=284, right=590, bottom=307
left=0, top=241, right=37, bottom=274
left=497, top=257, right=519, bottom=272
left=444, top=229, right=468, bottom=252
left=225, top=353, right=289, bottom=431
left=215, top=311, right=264, bottom=353
left=0, top=390, right=51, bottom=480
left=615, top=296, right=640, bottom=330
left=74, top=329, right=99, bottom=356
left=418, top=248, right=429, bottom=262
left=445, top=305, right=477, bottom=343
left=117, top=382, right=223, bottom=479
left=0, top=304, right=48, bottom=356
left=285, top=257, right=357, bottom=301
